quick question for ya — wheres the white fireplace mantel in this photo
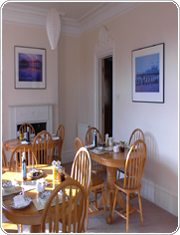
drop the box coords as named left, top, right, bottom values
left=10, top=104, right=53, bottom=138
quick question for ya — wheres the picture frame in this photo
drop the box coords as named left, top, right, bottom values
left=132, top=43, right=164, bottom=103
left=15, top=46, right=46, bottom=89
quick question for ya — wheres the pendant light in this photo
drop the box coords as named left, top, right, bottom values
left=46, top=8, right=61, bottom=50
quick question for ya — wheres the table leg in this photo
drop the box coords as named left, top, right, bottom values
left=30, top=225, right=41, bottom=233
left=96, top=166, right=126, bottom=222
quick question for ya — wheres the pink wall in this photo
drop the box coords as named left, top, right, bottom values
left=2, top=23, right=59, bottom=143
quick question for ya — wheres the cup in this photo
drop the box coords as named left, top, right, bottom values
left=113, top=145, right=120, bottom=153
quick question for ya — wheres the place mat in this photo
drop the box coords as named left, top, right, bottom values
left=90, top=148, right=108, bottom=155
left=33, top=193, right=63, bottom=211
left=21, top=179, right=49, bottom=191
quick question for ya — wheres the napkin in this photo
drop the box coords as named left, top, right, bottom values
left=13, top=195, right=26, bottom=207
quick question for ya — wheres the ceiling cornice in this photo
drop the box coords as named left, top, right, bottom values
left=2, top=2, right=142, bottom=36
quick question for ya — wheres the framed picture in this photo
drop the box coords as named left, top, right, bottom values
left=15, top=46, right=46, bottom=89
left=132, top=43, right=164, bottom=103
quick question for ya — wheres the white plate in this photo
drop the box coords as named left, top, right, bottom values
left=85, top=144, right=95, bottom=149
left=91, top=148, right=107, bottom=155
left=104, top=146, right=113, bottom=151
left=52, top=136, right=59, bottom=141
left=10, top=196, right=32, bottom=209
left=27, top=169, right=44, bottom=179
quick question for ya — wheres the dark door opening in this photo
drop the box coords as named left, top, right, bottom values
left=102, top=56, right=113, bottom=138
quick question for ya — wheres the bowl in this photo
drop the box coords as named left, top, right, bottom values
left=2, top=180, right=15, bottom=192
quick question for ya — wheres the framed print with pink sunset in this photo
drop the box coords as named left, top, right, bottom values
left=15, top=46, right=46, bottom=89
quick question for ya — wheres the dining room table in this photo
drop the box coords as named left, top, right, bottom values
left=3, top=135, right=60, bottom=153
left=89, top=145, right=129, bottom=223
left=2, top=164, right=68, bottom=233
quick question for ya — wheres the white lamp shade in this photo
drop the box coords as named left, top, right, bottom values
left=46, top=8, right=61, bottom=50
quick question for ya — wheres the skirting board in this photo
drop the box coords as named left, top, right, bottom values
left=141, top=178, right=178, bottom=217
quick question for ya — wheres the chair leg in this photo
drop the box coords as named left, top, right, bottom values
left=94, top=189, right=97, bottom=207
left=86, top=195, right=90, bottom=230
left=126, top=193, right=130, bottom=233
left=138, top=190, right=143, bottom=226
left=111, top=188, right=118, bottom=223
left=20, top=224, right=23, bottom=233
left=101, top=186, right=107, bottom=223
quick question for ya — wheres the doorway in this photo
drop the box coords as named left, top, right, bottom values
left=101, top=56, right=113, bottom=138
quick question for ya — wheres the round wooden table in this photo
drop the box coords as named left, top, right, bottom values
left=2, top=165, right=66, bottom=233
left=89, top=148, right=129, bottom=222
left=4, top=138, right=60, bottom=152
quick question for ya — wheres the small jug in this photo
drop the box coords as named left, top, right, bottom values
left=36, top=179, right=45, bottom=193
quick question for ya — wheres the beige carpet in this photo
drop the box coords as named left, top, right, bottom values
left=2, top=162, right=178, bottom=233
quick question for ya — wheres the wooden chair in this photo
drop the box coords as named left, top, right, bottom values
left=2, top=145, right=18, bottom=233
left=128, top=128, right=144, bottom=146
left=8, top=144, right=37, bottom=232
left=74, top=137, right=84, bottom=153
left=71, top=147, right=91, bottom=195
left=9, top=144, right=37, bottom=171
left=19, top=122, right=35, bottom=136
left=111, top=140, right=147, bottom=233
left=85, top=127, right=106, bottom=175
left=117, top=128, right=144, bottom=179
left=41, top=178, right=86, bottom=233
left=2, top=142, right=9, bottom=170
left=53, top=124, right=65, bottom=162
left=32, top=131, right=54, bottom=165
left=74, top=138, right=107, bottom=230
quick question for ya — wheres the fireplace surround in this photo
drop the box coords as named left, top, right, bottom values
left=10, top=104, right=53, bottom=138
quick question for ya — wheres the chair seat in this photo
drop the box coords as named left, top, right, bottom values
left=114, top=178, right=141, bottom=193
left=91, top=175, right=105, bottom=189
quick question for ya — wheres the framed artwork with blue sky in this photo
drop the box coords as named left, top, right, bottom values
left=132, top=43, right=164, bottom=103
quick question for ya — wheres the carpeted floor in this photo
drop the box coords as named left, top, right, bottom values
left=2, top=162, right=178, bottom=233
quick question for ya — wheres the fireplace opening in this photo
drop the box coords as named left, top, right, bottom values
left=17, top=122, right=46, bottom=135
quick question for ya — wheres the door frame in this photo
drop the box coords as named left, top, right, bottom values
left=94, top=46, right=114, bottom=136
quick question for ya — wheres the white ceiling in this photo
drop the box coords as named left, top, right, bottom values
left=3, top=2, right=106, bottom=21
left=2, top=2, right=142, bottom=35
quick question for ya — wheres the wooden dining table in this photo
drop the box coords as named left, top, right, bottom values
left=3, top=137, right=60, bottom=152
left=89, top=147, right=129, bottom=222
left=2, top=164, right=67, bottom=233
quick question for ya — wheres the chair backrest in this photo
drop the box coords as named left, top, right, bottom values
left=85, top=127, right=102, bottom=145
left=32, top=131, right=54, bottom=165
left=9, top=144, right=37, bottom=171
left=19, top=123, right=35, bottom=136
left=41, top=178, right=86, bottom=233
left=74, top=137, right=84, bottom=153
left=2, top=142, right=9, bottom=169
left=71, top=147, right=91, bottom=195
left=54, top=124, right=65, bottom=160
left=123, top=140, right=146, bottom=189
left=128, top=128, right=144, bottom=146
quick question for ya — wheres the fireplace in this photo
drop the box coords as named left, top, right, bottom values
left=17, top=122, right=47, bottom=135
left=10, top=104, right=53, bottom=138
